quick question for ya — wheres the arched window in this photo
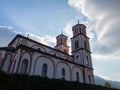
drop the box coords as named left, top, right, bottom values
left=37, top=48, right=41, bottom=51
left=61, top=38, right=62, bottom=43
left=42, top=63, right=47, bottom=77
left=79, top=28, right=81, bottom=33
left=20, top=59, right=28, bottom=74
left=86, top=56, right=89, bottom=65
left=75, top=28, right=77, bottom=34
left=76, top=40, right=79, bottom=48
left=54, top=53, right=56, bottom=56
left=20, top=41, right=28, bottom=46
left=75, top=40, right=79, bottom=49
left=61, top=68, right=65, bottom=79
left=75, top=41, right=76, bottom=49
left=76, top=72, right=79, bottom=82
left=76, top=55, right=79, bottom=59
left=84, top=41, right=87, bottom=49
left=88, top=75, right=91, bottom=84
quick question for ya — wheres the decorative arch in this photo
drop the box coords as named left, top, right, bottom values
left=86, top=55, right=89, bottom=66
left=56, top=61, right=71, bottom=81
left=76, top=72, right=79, bottom=82
left=73, top=37, right=80, bottom=50
left=71, top=66, right=83, bottom=82
left=81, top=26, right=86, bottom=34
left=2, top=53, right=12, bottom=73
left=74, top=52, right=82, bottom=64
left=33, top=56, right=55, bottom=78
left=75, top=40, right=79, bottom=49
left=18, top=51, right=32, bottom=74
left=86, top=69, right=94, bottom=84
left=74, top=28, right=77, bottom=34
left=20, top=59, right=28, bottom=74
left=72, top=66, right=83, bottom=72
left=11, top=51, right=24, bottom=73
left=84, top=40, right=87, bottom=49
left=11, top=51, right=18, bottom=73
left=42, top=63, right=48, bottom=77
left=8, top=52, right=19, bottom=73
left=19, top=40, right=28, bottom=46
left=61, top=68, right=65, bottom=80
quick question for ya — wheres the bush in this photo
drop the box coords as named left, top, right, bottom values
left=0, top=71, right=119, bottom=90
left=104, top=82, right=111, bottom=88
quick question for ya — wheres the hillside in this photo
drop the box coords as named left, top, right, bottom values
left=95, top=76, right=120, bottom=89
left=0, top=71, right=119, bottom=90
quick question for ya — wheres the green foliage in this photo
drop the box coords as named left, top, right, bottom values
left=105, top=82, right=112, bottom=88
left=0, top=71, right=119, bottom=90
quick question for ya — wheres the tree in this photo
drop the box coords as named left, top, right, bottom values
left=104, top=82, right=111, bottom=88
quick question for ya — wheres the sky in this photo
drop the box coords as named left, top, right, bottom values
left=0, top=0, right=120, bottom=82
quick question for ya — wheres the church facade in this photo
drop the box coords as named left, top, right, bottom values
left=0, top=23, right=94, bottom=84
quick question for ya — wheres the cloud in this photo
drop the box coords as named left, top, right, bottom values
left=0, top=25, right=18, bottom=46
left=68, top=0, right=120, bottom=81
left=0, top=25, right=13, bottom=29
left=0, top=25, right=56, bottom=48
left=63, top=21, right=73, bottom=38
left=25, top=32, right=56, bottom=47
left=68, top=0, right=120, bottom=59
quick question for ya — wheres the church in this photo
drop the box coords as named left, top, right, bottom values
left=0, top=22, right=94, bottom=84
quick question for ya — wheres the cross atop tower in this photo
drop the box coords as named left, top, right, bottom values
left=61, top=30, right=63, bottom=35
left=27, top=33, right=29, bottom=38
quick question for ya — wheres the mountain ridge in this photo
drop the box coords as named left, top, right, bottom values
left=95, top=75, right=120, bottom=89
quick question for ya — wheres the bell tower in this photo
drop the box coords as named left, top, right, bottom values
left=54, top=33, right=69, bottom=54
left=71, top=21, right=94, bottom=84
left=71, top=22, right=91, bottom=66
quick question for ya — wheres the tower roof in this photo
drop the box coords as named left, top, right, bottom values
left=56, top=33, right=68, bottom=39
left=72, top=23, right=86, bottom=29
